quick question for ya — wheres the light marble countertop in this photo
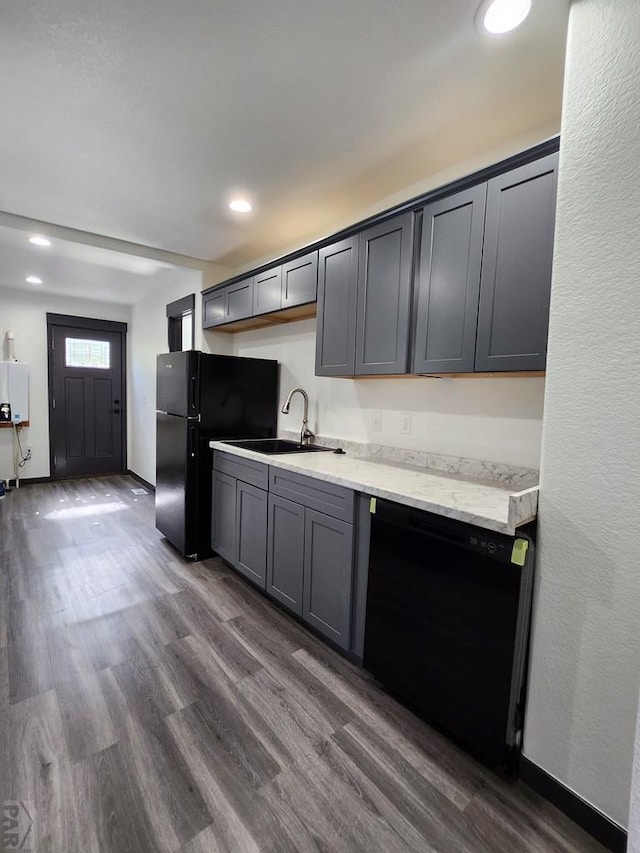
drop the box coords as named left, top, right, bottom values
left=209, top=440, right=538, bottom=535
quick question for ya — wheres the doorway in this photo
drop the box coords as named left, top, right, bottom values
left=47, top=313, right=127, bottom=478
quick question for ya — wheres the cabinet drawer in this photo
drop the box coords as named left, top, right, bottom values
left=213, top=451, right=268, bottom=489
left=268, top=468, right=354, bottom=522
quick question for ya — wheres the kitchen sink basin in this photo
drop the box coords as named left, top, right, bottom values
left=221, top=438, right=336, bottom=455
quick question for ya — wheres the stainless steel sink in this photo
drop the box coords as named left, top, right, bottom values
left=221, top=438, right=336, bottom=455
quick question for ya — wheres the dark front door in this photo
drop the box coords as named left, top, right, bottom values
left=49, top=321, right=126, bottom=478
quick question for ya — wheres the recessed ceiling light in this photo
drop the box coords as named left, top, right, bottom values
left=476, top=0, right=531, bottom=34
left=25, top=275, right=43, bottom=285
left=29, top=235, right=51, bottom=247
left=229, top=199, right=252, bottom=213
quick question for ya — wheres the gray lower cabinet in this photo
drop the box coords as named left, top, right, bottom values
left=315, top=237, right=359, bottom=376
left=211, top=454, right=268, bottom=589
left=303, top=509, right=354, bottom=649
left=235, top=480, right=268, bottom=586
left=413, top=185, right=487, bottom=374
left=211, top=469, right=237, bottom=563
left=212, top=455, right=355, bottom=646
left=475, top=152, right=559, bottom=371
left=355, top=212, right=414, bottom=375
left=266, top=494, right=305, bottom=615
left=267, top=469, right=355, bottom=649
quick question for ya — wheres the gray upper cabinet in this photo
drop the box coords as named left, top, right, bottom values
left=203, top=277, right=254, bottom=328
left=413, top=186, right=487, bottom=374
left=315, top=237, right=358, bottom=376
left=235, top=480, right=268, bottom=587
left=226, top=278, right=254, bottom=323
left=475, top=152, right=559, bottom=372
left=355, top=212, right=413, bottom=375
left=303, top=509, right=354, bottom=650
left=253, top=267, right=282, bottom=316
left=202, top=289, right=226, bottom=328
left=266, top=493, right=305, bottom=615
left=282, top=251, right=318, bottom=309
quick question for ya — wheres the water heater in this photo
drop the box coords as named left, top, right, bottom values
left=0, top=362, right=29, bottom=424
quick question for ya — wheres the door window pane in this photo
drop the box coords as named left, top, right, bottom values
left=65, top=338, right=111, bottom=369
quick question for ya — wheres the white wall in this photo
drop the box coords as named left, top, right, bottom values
left=127, top=262, right=237, bottom=486
left=0, top=287, right=130, bottom=480
left=524, top=0, right=640, bottom=829
left=233, top=323, right=545, bottom=468
left=128, top=269, right=202, bottom=487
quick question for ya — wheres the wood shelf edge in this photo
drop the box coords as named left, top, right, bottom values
left=332, top=371, right=546, bottom=380
left=203, top=302, right=317, bottom=333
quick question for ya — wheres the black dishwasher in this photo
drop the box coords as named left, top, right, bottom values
left=363, top=498, right=534, bottom=770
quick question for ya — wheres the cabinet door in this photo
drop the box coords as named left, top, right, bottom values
left=303, top=510, right=354, bottom=650
left=282, top=251, right=318, bottom=308
left=211, top=470, right=236, bottom=563
left=202, top=289, right=226, bottom=328
left=413, top=186, right=486, bottom=374
left=235, top=481, right=268, bottom=588
left=266, top=494, right=305, bottom=615
left=253, top=267, right=282, bottom=316
left=315, top=237, right=358, bottom=376
left=355, top=212, right=413, bottom=375
left=475, top=152, right=558, bottom=371
left=226, top=278, right=254, bottom=322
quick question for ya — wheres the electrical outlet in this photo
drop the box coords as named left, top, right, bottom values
left=400, top=413, right=412, bottom=435
left=370, top=410, right=382, bottom=432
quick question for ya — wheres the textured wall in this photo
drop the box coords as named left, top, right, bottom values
left=523, top=0, right=640, bottom=828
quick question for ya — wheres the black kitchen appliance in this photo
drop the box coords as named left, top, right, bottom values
left=156, top=351, right=278, bottom=559
left=363, top=498, right=534, bottom=770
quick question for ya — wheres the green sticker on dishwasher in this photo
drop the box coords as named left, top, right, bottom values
left=369, top=497, right=377, bottom=514
left=511, top=538, right=529, bottom=566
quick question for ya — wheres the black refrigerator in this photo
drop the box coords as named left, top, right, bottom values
left=156, top=351, right=278, bottom=559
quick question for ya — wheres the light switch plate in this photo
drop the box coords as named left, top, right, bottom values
left=400, top=412, right=412, bottom=435
left=370, top=410, right=382, bottom=432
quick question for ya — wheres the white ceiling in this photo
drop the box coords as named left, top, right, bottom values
left=0, top=225, right=199, bottom=304
left=0, top=0, right=569, bottom=268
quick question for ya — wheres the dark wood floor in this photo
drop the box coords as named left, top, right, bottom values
left=0, top=475, right=604, bottom=852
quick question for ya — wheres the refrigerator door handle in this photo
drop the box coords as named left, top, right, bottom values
left=188, top=424, right=197, bottom=458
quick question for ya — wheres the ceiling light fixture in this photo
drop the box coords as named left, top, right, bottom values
left=229, top=199, right=252, bottom=213
left=476, top=0, right=531, bottom=34
left=25, top=275, right=43, bottom=285
left=29, top=235, right=51, bottom=247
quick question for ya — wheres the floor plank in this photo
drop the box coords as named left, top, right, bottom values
left=0, top=475, right=607, bottom=852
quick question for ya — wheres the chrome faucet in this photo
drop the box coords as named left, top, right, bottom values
left=281, top=387, right=315, bottom=445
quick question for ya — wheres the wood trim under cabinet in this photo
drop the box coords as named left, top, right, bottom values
left=208, top=302, right=316, bottom=333
left=330, top=371, right=546, bottom=380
